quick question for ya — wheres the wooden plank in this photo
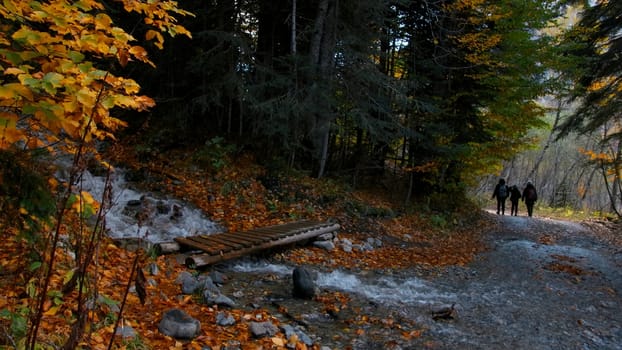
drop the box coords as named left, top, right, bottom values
left=186, top=236, right=240, bottom=250
left=207, top=234, right=256, bottom=247
left=229, top=231, right=274, bottom=242
left=175, top=237, right=226, bottom=255
left=248, top=225, right=311, bottom=238
left=195, top=232, right=256, bottom=246
left=185, top=223, right=340, bottom=268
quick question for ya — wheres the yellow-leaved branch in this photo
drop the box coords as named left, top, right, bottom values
left=0, top=0, right=192, bottom=152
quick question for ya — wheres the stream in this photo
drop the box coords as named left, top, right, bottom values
left=74, top=166, right=221, bottom=243
left=80, top=169, right=622, bottom=349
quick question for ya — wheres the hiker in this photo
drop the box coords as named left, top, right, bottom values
left=509, top=185, right=521, bottom=216
left=522, top=181, right=538, bottom=217
left=492, top=178, right=509, bottom=215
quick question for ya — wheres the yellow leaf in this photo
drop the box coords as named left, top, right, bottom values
left=271, top=336, right=285, bottom=346
left=129, top=46, right=149, bottom=62
left=145, top=30, right=159, bottom=41
left=77, top=88, right=96, bottom=108
left=43, top=306, right=59, bottom=316
left=61, top=118, right=81, bottom=138
left=48, top=177, right=58, bottom=190
left=94, top=13, right=113, bottom=30
left=0, top=83, right=33, bottom=101
left=4, top=67, right=25, bottom=75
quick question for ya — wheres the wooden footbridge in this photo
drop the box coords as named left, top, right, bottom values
left=166, top=220, right=340, bottom=268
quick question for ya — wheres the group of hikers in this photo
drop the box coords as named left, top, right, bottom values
left=492, top=178, right=538, bottom=217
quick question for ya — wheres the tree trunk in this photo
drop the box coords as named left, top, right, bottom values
left=310, top=0, right=337, bottom=178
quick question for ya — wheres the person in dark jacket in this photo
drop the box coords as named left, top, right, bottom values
left=492, top=178, right=509, bottom=215
left=521, top=181, right=538, bottom=217
left=509, top=185, right=522, bottom=216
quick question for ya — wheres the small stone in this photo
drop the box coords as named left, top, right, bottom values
left=175, top=271, right=194, bottom=284
left=116, top=324, right=136, bottom=339
left=216, top=312, right=236, bottom=326
left=316, top=232, right=335, bottom=241
left=249, top=321, right=279, bottom=338
left=313, top=240, right=335, bottom=251
left=199, top=275, right=220, bottom=293
left=147, top=262, right=159, bottom=276
left=158, top=308, right=201, bottom=339
left=203, top=290, right=236, bottom=308
left=181, top=277, right=200, bottom=294
left=280, top=324, right=313, bottom=346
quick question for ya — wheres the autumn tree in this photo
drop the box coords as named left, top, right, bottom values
left=555, top=0, right=622, bottom=215
left=0, top=0, right=192, bottom=348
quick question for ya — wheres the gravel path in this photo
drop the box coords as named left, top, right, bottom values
left=416, top=214, right=622, bottom=350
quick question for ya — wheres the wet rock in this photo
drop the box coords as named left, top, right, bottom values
left=171, top=204, right=183, bottom=221
left=313, top=240, right=335, bottom=251
left=216, top=311, right=236, bottom=326
left=249, top=321, right=279, bottom=338
left=158, top=308, right=201, bottom=339
left=292, top=267, right=316, bottom=299
left=429, top=303, right=459, bottom=321
left=126, top=199, right=142, bottom=207
left=156, top=200, right=171, bottom=214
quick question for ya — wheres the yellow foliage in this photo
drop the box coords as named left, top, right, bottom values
left=0, top=0, right=192, bottom=152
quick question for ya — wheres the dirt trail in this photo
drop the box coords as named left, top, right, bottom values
left=220, top=213, right=622, bottom=349
left=414, top=213, right=622, bottom=349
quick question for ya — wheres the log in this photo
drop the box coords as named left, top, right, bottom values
left=154, top=241, right=181, bottom=254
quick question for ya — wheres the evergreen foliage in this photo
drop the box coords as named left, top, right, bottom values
left=126, top=0, right=563, bottom=198
left=558, top=0, right=622, bottom=137
left=0, top=150, right=54, bottom=238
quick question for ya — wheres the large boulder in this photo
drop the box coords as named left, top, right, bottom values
left=292, top=267, right=316, bottom=299
left=158, top=308, right=201, bottom=339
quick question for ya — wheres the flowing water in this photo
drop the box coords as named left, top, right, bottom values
left=72, top=166, right=221, bottom=243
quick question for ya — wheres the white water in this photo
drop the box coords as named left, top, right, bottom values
left=230, top=261, right=456, bottom=305
left=75, top=167, right=221, bottom=243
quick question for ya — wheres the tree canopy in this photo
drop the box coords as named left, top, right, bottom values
left=109, top=0, right=567, bottom=196
left=2, top=0, right=619, bottom=204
